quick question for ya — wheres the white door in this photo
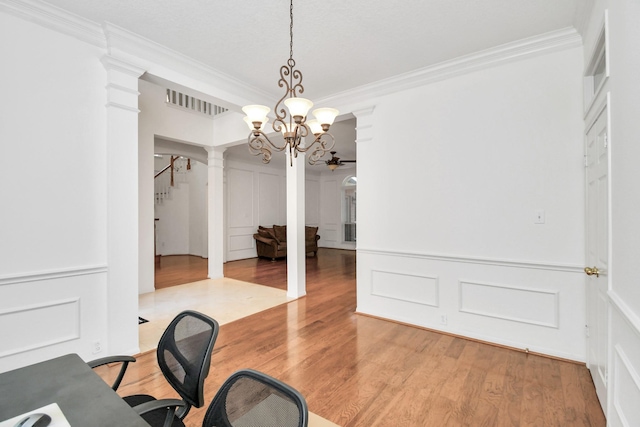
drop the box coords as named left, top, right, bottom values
left=585, top=99, right=609, bottom=413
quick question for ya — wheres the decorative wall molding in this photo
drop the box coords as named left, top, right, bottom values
left=101, top=55, right=145, bottom=112
left=609, top=290, right=640, bottom=338
left=372, top=270, right=439, bottom=307
left=0, top=0, right=105, bottom=47
left=358, top=248, right=583, bottom=273
left=319, top=27, right=582, bottom=108
left=352, top=106, right=375, bottom=145
left=0, top=298, right=80, bottom=357
left=459, top=280, right=559, bottom=328
left=102, top=22, right=270, bottom=108
left=612, top=344, right=640, bottom=425
left=0, top=265, right=107, bottom=286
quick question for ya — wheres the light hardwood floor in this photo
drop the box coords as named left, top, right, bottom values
left=100, top=249, right=604, bottom=426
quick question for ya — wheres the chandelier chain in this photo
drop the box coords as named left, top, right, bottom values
left=289, top=0, right=294, bottom=61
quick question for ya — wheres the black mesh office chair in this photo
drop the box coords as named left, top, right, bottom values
left=202, top=369, right=308, bottom=427
left=92, top=310, right=219, bottom=427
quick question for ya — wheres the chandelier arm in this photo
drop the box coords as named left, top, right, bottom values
left=247, top=134, right=272, bottom=164
left=301, top=132, right=336, bottom=165
left=247, top=131, right=289, bottom=165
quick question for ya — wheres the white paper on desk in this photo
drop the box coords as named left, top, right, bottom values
left=0, top=403, right=71, bottom=427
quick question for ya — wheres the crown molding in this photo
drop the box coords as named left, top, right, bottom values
left=0, top=0, right=105, bottom=47
left=573, top=0, right=596, bottom=38
left=103, top=22, right=273, bottom=109
left=319, top=27, right=583, bottom=108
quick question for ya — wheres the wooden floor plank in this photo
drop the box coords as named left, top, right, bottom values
left=100, top=249, right=606, bottom=426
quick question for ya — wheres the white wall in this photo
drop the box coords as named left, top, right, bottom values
left=0, top=11, right=110, bottom=370
left=583, top=1, right=640, bottom=424
left=225, top=159, right=321, bottom=261
left=355, top=46, right=587, bottom=361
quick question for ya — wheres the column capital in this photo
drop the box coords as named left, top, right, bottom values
left=352, top=106, right=376, bottom=119
left=353, top=106, right=375, bottom=145
left=205, top=146, right=225, bottom=169
left=101, top=55, right=145, bottom=113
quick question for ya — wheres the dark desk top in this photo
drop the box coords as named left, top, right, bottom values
left=0, top=353, right=150, bottom=426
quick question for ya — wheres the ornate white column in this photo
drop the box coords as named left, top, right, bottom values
left=206, top=146, right=225, bottom=279
left=286, top=146, right=306, bottom=298
left=352, top=106, right=375, bottom=312
left=102, top=55, right=145, bottom=355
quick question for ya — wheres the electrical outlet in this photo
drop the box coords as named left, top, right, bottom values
left=92, top=340, right=102, bottom=354
left=440, top=315, right=447, bottom=325
left=534, top=209, right=545, bottom=224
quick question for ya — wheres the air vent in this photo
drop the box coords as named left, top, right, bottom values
left=166, top=89, right=228, bottom=117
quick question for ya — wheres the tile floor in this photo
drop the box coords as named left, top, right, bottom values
left=138, top=277, right=293, bottom=354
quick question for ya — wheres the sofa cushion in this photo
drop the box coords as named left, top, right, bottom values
left=257, top=227, right=278, bottom=243
left=305, top=226, right=318, bottom=241
left=273, top=225, right=287, bottom=242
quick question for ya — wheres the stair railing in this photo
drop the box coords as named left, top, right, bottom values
left=154, top=156, right=191, bottom=204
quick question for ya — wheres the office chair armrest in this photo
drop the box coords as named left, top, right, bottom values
left=134, top=399, right=186, bottom=427
left=87, top=355, right=136, bottom=391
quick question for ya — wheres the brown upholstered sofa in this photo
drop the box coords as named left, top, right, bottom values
left=253, top=225, right=320, bottom=260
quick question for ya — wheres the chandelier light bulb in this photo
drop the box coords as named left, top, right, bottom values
left=284, top=97, right=313, bottom=122
left=243, top=116, right=268, bottom=131
left=312, top=108, right=339, bottom=127
left=280, top=122, right=296, bottom=136
left=305, top=119, right=323, bottom=135
left=242, top=105, right=271, bottom=124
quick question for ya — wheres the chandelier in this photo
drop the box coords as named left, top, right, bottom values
left=242, top=0, right=339, bottom=166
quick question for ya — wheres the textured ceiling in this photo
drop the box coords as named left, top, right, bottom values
left=41, top=0, right=584, bottom=168
left=44, top=0, right=583, bottom=100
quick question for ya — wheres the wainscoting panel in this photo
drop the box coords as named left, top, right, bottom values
left=228, top=233, right=254, bottom=252
left=306, top=179, right=320, bottom=225
left=357, top=249, right=586, bottom=360
left=459, top=281, right=558, bottom=328
left=0, top=267, right=108, bottom=373
left=609, top=294, right=640, bottom=425
left=259, top=172, right=282, bottom=226
left=0, top=298, right=80, bottom=358
left=227, top=225, right=257, bottom=261
left=227, top=167, right=254, bottom=228
left=372, top=270, right=438, bottom=307
left=323, top=228, right=338, bottom=243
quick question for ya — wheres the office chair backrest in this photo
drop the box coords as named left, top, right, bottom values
left=157, top=310, right=219, bottom=412
left=202, top=369, right=308, bottom=427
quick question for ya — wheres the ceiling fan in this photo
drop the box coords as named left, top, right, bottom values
left=325, top=151, right=356, bottom=171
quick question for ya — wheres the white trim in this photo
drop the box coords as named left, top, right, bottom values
left=0, top=265, right=108, bottom=286
left=458, top=280, right=560, bottom=328
left=612, top=345, right=640, bottom=426
left=0, top=0, right=105, bottom=47
left=105, top=83, right=140, bottom=96
left=318, top=27, right=582, bottom=107
left=583, top=10, right=610, bottom=117
left=358, top=248, right=583, bottom=273
left=105, top=101, right=140, bottom=113
left=0, top=297, right=81, bottom=357
left=102, top=22, right=271, bottom=106
left=371, top=270, right=440, bottom=307
left=609, top=291, right=640, bottom=338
